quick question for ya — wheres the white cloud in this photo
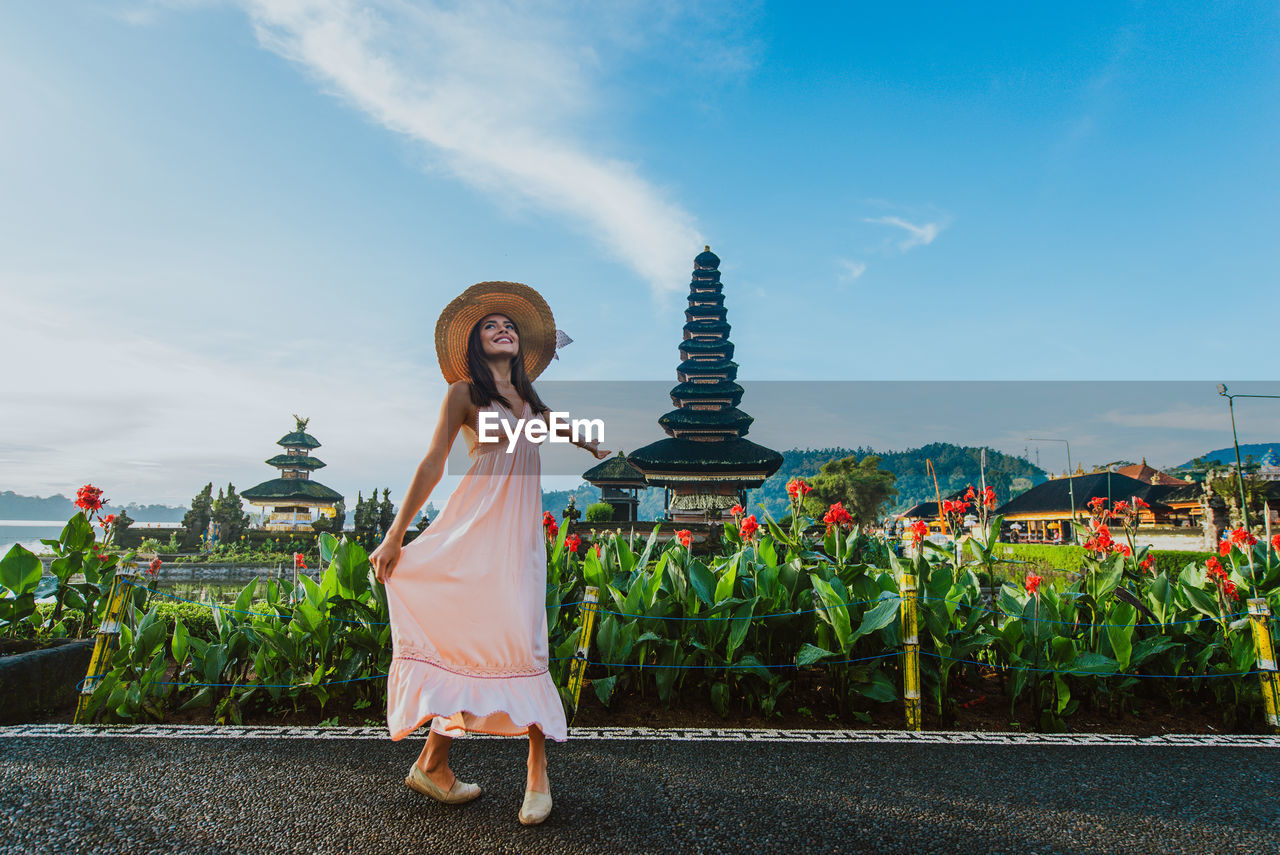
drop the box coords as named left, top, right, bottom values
left=837, top=259, right=867, bottom=282
left=236, top=0, right=707, bottom=296
left=863, top=216, right=946, bottom=251
left=0, top=291, right=464, bottom=508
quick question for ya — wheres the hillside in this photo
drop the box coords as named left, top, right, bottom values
left=744, top=443, right=1047, bottom=521
left=1178, top=443, right=1279, bottom=469
left=0, top=491, right=187, bottom=521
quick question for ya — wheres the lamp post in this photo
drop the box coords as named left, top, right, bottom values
left=1216, top=384, right=1280, bottom=530
left=1029, top=437, right=1075, bottom=540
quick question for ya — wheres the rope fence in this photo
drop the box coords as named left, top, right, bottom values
left=79, top=570, right=1280, bottom=732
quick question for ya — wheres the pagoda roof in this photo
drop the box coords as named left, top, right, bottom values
left=694, top=247, right=721, bottom=269
left=659, top=407, right=753, bottom=434
left=685, top=306, right=727, bottom=322
left=679, top=339, right=734, bottom=359
left=265, top=454, right=326, bottom=470
left=671, top=381, right=745, bottom=407
left=277, top=431, right=321, bottom=449
left=629, top=437, right=783, bottom=475
left=688, top=292, right=725, bottom=306
left=677, top=358, right=738, bottom=380
left=581, top=452, right=648, bottom=485
left=683, top=319, right=731, bottom=336
left=242, top=478, right=343, bottom=503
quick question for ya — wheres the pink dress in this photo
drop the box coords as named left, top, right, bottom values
left=385, top=397, right=568, bottom=743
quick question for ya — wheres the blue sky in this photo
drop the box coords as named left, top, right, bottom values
left=2, top=1, right=1278, bottom=508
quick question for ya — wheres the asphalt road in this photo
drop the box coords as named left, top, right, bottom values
left=1, top=727, right=1277, bottom=854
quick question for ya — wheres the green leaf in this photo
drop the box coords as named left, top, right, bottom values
left=1105, top=602, right=1135, bottom=671
left=725, top=599, right=756, bottom=661
left=714, top=554, right=739, bottom=603
left=857, top=670, right=897, bottom=703
left=809, top=574, right=853, bottom=653
left=852, top=594, right=902, bottom=643
left=592, top=675, right=617, bottom=706
left=0, top=544, right=42, bottom=595
left=688, top=560, right=717, bottom=607
left=796, top=643, right=837, bottom=667
left=60, top=513, right=95, bottom=553
left=1063, top=651, right=1119, bottom=675
left=1181, top=584, right=1220, bottom=619
left=172, top=619, right=190, bottom=665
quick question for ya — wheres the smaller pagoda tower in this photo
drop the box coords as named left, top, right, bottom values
left=242, top=415, right=344, bottom=531
left=582, top=451, right=649, bottom=522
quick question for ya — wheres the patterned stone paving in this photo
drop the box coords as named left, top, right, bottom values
left=4, top=722, right=1278, bottom=746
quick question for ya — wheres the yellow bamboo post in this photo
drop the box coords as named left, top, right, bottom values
left=566, top=586, right=600, bottom=715
left=901, top=573, right=921, bottom=731
left=74, top=572, right=139, bottom=724
left=1247, top=597, right=1280, bottom=732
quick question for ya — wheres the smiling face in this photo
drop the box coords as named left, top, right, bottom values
left=478, top=313, right=519, bottom=361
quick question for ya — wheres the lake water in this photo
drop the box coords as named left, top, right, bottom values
left=0, top=520, right=180, bottom=555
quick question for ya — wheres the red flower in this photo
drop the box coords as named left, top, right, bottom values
left=907, top=520, right=929, bottom=544
left=730, top=504, right=744, bottom=516
left=1229, top=527, right=1257, bottom=547
left=822, top=502, right=853, bottom=532
left=1273, top=533, right=1280, bottom=555
left=963, top=486, right=976, bottom=501
left=1140, top=555, right=1156, bottom=573
left=1025, top=574, right=1042, bottom=596
left=1087, top=496, right=1107, bottom=510
left=294, top=552, right=307, bottom=570
left=1218, top=540, right=1232, bottom=556
left=544, top=518, right=559, bottom=540
left=542, top=511, right=556, bottom=527
left=1206, top=557, right=1226, bottom=580
left=1116, top=543, right=1132, bottom=558
left=786, top=478, right=813, bottom=500
left=739, top=514, right=759, bottom=541
left=565, top=533, right=581, bottom=554
left=1222, top=580, right=1239, bottom=601
left=592, top=543, right=602, bottom=558
left=75, top=484, right=106, bottom=514
left=676, top=529, right=692, bottom=548
left=983, top=487, right=997, bottom=510
left=97, top=513, right=116, bottom=529
left=1112, top=500, right=1129, bottom=515
left=147, top=557, right=162, bottom=576
left=1134, top=498, right=1149, bottom=510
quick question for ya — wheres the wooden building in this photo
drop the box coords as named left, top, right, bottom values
left=628, top=247, right=783, bottom=523
left=242, top=416, right=344, bottom=531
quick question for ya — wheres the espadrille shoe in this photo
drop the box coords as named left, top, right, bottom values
left=405, top=764, right=481, bottom=804
left=518, top=788, right=552, bottom=825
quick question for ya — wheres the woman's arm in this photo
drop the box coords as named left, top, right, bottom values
left=537, top=407, right=610, bottom=459
left=370, top=381, right=473, bottom=582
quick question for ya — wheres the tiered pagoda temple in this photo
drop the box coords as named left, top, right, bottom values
left=628, top=247, right=783, bottom=523
left=242, top=416, right=344, bottom=531
left=582, top=451, right=648, bottom=522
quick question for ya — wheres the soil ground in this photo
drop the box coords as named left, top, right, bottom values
left=31, top=664, right=1260, bottom=735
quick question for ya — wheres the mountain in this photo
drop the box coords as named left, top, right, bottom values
left=0, top=491, right=188, bottom=521
left=1178, top=444, right=1279, bottom=469
left=744, top=443, right=1047, bottom=521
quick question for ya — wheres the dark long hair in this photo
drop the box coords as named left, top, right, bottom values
left=465, top=313, right=549, bottom=417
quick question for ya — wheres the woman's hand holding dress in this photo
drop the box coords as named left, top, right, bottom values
left=370, top=540, right=402, bottom=583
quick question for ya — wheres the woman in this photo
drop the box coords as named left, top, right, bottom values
left=369, top=281, right=608, bottom=826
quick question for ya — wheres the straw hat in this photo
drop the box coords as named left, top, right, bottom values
left=434, top=281, right=570, bottom=384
